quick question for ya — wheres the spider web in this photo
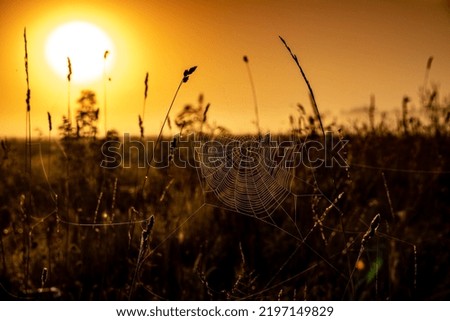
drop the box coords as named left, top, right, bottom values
left=197, top=132, right=294, bottom=218
left=195, top=133, right=320, bottom=221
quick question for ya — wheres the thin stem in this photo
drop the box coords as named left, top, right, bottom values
left=104, top=65, right=107, bottom=136
left=381, top=171, right=395, bottom=233
left=138, top=80, right=183, bottom=200
left=23, top=27, right=32, bottom=291
left=279, top=36, right=325, bottom=136
left=156, top=80, right=183, bottom=150
left=103, top=51, right=109, bottom=136
left=243, top=56, right=260, bottom=135
left=47, top=112, right=52, bottom=180
left=67, top=57, right=72, bottom=126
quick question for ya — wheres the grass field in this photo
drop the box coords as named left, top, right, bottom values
left=0, top=105, right=449, bottom=300
left=0, top=40, right=449, bottom=300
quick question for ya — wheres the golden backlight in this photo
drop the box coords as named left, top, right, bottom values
left=45, top=21, right=114, bottom=83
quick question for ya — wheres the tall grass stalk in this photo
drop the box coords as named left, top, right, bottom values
left=138, top=66, right=197, bottom=206
left=47, top=112, right=52, bottom=178
left=381, top=172, right=395, bottom=225
left=142, top=72, right=149, bottom=134
left=369, top=95, right=375, bottom=132
left=138, top=72, right=149, bottom=140
left=23, top=27, right=32, bottom=291
left=402, top=96, right=410, bottom=135
left=104, top=50, right=109, bottom=136
left=93, top=191, right=103, bottom=226
left=67, top=57, right=72, bottom=126
left=65, top=57, right=72, bottom=269
left=129, top=215, right=154, bottom=300
left=343, top=213, right=381, bottom=299
left=279, top=36, right=324, bottom=136
left=42, top=116, right=56, bottom=279
left=134, top=74, right=147, bottom=205
left=243, top=56, right=260, bottom=135
left=423, top=56, right=433, bottom=89
left=200, top=103, right=210, bottom=135
left=110, top=177, right=118, bottom=223
left=279, top=37, right=356, bottom=299
left=130, top=67, right=196, bottom=297
left=279, top=35, right=350, bottom=236
left=23, top=28, right=32, bottom=183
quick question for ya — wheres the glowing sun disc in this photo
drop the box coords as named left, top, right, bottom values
left=45, top=21, right=114, bottom=83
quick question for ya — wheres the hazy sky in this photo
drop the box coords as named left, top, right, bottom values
left=0, top=0, right=449, bottom=137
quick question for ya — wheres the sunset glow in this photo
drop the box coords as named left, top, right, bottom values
left=45, top=21, right=114, bottom=83
left=0, top=0, right=448, bottom=137
left=0, top=0, right=448, bottom=304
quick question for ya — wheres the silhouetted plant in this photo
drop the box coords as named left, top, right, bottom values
left=175, top=94, right=209, bottom=133
left=75, top=90, right=100, bottom=139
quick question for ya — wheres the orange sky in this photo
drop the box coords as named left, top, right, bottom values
left=0, top=0, right=449, bottom=137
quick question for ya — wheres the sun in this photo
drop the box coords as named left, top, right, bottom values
left=45, top=21, right=114, bottom=83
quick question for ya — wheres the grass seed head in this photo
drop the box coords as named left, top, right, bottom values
left=182, top=66, right=197, bottom=83
left=47, top=112, right=52, bottom=131
left=67, top=57, right=72, bottom=82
